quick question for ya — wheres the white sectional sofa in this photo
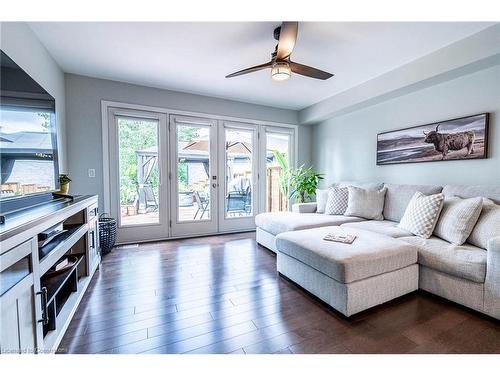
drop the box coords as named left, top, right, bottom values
left=254, top=182, right=500, bottom=319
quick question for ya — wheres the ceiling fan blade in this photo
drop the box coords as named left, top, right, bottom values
left=290, top=61, right=334, bottom=80
left=276, top=22, right=298, bottom=60
left=225, top=61, right=272, bottom=78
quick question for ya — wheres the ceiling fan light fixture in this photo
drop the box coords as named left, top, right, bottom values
left=271, top=62, right=291, bottom=81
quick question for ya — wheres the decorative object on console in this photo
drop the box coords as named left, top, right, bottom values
left=324, top=186, right=349, bottom=215
left=433, top=196, right=483, bottom=245
left=377, top=113, right=489, bottom=165
left=344, top=186, right=387, bottom=220
left=398, top=192, right=444, bottom=238
left=59, top=174, right=71, bottom=195
left=44, top=255, right=79, bottom=277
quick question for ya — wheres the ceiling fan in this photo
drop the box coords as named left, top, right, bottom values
left=225, top=22, right=334, bottom=82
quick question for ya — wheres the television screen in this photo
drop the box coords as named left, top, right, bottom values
left=1, top=50, right=59, bottom=202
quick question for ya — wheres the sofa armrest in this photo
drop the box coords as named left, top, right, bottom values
left=484, top=236, right=500, bottom=319
left=292, top=202, right=317, bottom=213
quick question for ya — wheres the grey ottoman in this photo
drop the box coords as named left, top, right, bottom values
left=276, top=226, right=419, bottom=317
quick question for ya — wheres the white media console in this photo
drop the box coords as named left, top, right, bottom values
left=0, top=195, right=100, bottom=353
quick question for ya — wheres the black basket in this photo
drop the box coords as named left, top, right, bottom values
left=98, top=214, right=117, bottom=255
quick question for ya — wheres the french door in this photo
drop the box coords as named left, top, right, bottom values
left=106, top=103, right=296, bottom=243
left=218, top=121, right=259, bottom=232
left=108, top=108, right=169, bottom=243
left=169, top=115, right=218, bottom=237
left=261, top=126, right=295, bottom=213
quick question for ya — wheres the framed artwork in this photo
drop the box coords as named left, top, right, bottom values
left=377, top=113, right=489, bottom=165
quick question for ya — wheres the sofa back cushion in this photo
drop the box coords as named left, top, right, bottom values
left=383, top=184, right=443, bottom=222
left=468, top=199, right=500, bottom=249
left=398, top=192, right=444, bottom=238
left=433, top=196, right=483, bottom=245
left=337, top=181, right=384, bottom=191
left=344, top=186, right=387, bottom=220
left=315, top=189, right=329, bottom=213
left=442, top=185, right=500, bottom=204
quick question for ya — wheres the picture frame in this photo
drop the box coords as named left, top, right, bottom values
left=376, top=113, right=489, bottom=165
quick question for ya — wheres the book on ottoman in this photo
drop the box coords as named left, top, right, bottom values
left=323, top=233, right=357, bottom=244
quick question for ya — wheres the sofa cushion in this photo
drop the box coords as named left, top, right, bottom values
left=442, top=185, right=500, bottom=204
left=344, top=186, right=387, bottom=220
left=254, top=212, right=365, bottom=237
left=468, top=199, right=500, bottom=249
left=433, top=196, right=483, bottom=245
left=324, top=186, right=349, bottom=215
left=398, top=192, right=444, bottom=239
left=341, top=220, right=413, bottom=238
left=338, top=181, right=384, bottom=191
left=276, top=226, right=417, bottom=284
left=383, top=184, right=443, bottom=222
left=399, top=236, right=487, bottom=283
left=315, top=189, right=329, bottom=213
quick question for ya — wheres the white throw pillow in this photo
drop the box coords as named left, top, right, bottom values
left=467, top=198, right=500, bottom=249
left=398, top=192, right=444, bottom=239
left=324, top=187, right=349, bottom=215
left=315, top=189, right=330, bottom=214
left=344, top=186, right=387, bottom=220
left=338, top=181, right=383, bottom=191
left=433, top=196, right=483, bottom=245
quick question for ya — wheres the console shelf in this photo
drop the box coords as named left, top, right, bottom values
left=38, top=224, right=88, bottom=275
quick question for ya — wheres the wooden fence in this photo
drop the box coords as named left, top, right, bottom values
left=266, top=166, right=288, bottom=212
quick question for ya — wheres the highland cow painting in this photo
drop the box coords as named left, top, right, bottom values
left=377, top=113, right=489, bottom=165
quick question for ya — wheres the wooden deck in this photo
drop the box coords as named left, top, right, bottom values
left=120, top=206, right=205, bottom=226
left=59, top=232, right=500, bottom=354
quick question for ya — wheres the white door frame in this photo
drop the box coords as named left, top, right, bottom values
left=218, top=120, right=259, bottom=232
left=169, top=114, right=218, bottom=237
left=107, top=107, right=169, bottom=243
left=101, top=100, right=298, bottom=243
left=259, top=125, right=296, bottom=213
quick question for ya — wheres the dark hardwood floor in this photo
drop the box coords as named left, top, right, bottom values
left=60, top=232, right=500, bottom=354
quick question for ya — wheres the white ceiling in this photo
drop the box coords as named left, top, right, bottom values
left=29, top=22, right=495, bottom=110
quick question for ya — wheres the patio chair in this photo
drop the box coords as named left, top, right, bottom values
left=193, top=191, right=209, bottom=219
left=226, top=186, right=252, bottom=216
left=143, top=185, right=158, bottom=212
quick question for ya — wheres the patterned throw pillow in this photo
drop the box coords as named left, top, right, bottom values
left=467, top=199, right=500, bottom=249
left=324, top=187, right=349, bottom=215
left=344, top=186, right=387, bottom=220
left=398, top=192, right=444, bottom=238
left=433, top=196, right=483, bottom=245
left=315, top=189, right=330, bottom=214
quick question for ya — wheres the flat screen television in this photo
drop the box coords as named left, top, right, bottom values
left=0, top=50, right=60, bottom=214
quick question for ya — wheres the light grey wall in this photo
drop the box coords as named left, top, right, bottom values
left=300, top=24, right=500, bottom=124
left=312, top=64, right=500, bottom=188
left=0, top=22, right=67, bottom=172
left=64, top=74, right=309, bottom=207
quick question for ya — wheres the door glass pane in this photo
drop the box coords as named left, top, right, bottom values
left=266, top=132, right=290, bottom=212
left=225, top=129, right=253, bottom=218
left=176, top=124, right=211, bottom=222
left=118, top=117, right=160, bottom=226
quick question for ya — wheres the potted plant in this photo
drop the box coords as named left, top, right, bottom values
left=126, top=191, right=138, bottom=216
left=289, top=166, right=323, bottom=203
left=59, top=174, right=72, bottom=194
